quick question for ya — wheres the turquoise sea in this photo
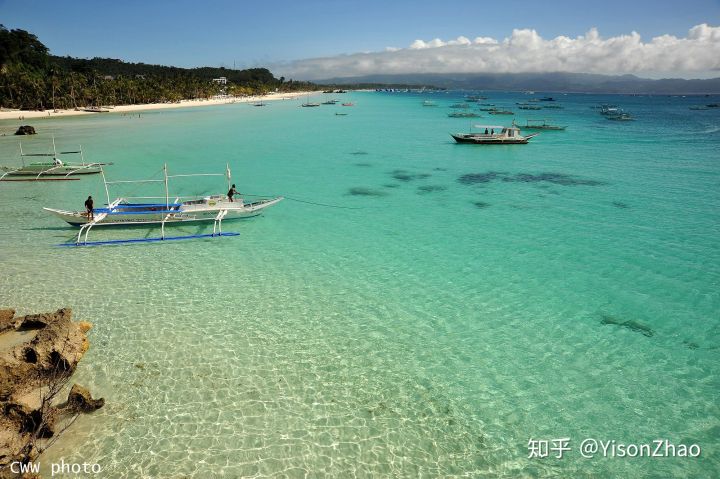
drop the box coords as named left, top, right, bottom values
left=0, top=91, right=718, bottom=478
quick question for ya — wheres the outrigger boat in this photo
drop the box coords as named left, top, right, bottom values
left=522, top=119, right=567, bottom=130
left=448, top=112, right=480, bottom=118
left=1, top=139, right=108, bottom=181
left=44, top=164, right=283, bottom=246
left=451, top=123, right=539, bottom=144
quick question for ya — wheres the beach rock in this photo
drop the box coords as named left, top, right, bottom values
left=0, top=309, right=15, bottom=334
left=14, top=125, right=36, bottom=135
left=59, top=384, right=104, bottom=413
left=0, top=308, right=99, bottom=471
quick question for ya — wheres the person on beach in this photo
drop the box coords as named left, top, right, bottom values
left=227, top=184, right=238, bottom=202
left=84, top=195, right=94, bottom=220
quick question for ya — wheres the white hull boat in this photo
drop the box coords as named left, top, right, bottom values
left=44, top=195, right=283, bottom=227
left=0, top=139, right=108, bottom=181
left=43, top=163, right=283, bottom=245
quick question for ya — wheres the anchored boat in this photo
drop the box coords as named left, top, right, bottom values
left=522, top=119, right=567, bottom=130
left=451, top=124, right=539, bottom=144
left=44, top=164, right=283, bottom=245
left=0, top=139, right=108, bottom=181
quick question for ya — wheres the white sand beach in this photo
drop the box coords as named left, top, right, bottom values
left=0, top=91, right=322, bottom=121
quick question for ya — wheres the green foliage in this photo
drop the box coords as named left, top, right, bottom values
left=0, top=26, right=316, bottom=110
left=0, top=25, right=49, bottom=72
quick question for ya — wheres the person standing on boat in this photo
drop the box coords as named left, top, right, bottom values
left=227, top=184, right=238, bottom=202
left=84, top=195, right=94, bottom=220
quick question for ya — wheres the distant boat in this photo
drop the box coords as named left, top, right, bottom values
left=706, top=103, right=719, bottom=108
left=451, top=124, right=538, bottom=144
left=341, top=102, right=354, bottom=106
left=301, top=94, right=320, bottom=107
left=449, top=103, right=470, bottom=109
left=689, top=106, right=709, bottom=110
left=599, top=104, right=621, bottom=115
left=322, top=99, right=339, bottom=105
left=542, top=104, right=564, bottom=109
left=606, top=113, right=634, bottom=121
left=82, top=106, right=110, bottom=113
left=448, top=112, right=480, bottom=118
left=488, top=109, right=514, bottom=115
left=518, top=105, right=542, bottom=110
left=422, top=100, right=437, bottom=107
left=539, top=97, right=556, bottom=101
left=335, top=112, right=348, bottom=116
left=522, top=119, right=567, bottom=130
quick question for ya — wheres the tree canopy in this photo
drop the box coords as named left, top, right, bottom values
left=0, top=25, right=315, bottom=110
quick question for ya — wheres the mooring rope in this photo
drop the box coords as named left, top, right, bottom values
left=243, top=193, right=367, bottom=210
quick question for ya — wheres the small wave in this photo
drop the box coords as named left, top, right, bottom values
left=700, top=126, right=720, bottom=134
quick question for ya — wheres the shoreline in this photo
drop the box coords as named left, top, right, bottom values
left=0, top=90, right=323, bottom=122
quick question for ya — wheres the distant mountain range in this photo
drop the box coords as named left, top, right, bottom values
left=318, top=72, right=720, bottom=94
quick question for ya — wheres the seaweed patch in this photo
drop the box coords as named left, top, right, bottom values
left=383, top=183, right=401, bottom=188
left=457, top=172, right=506, bottom=184
left=350, top=151, right=369, bottom=155
left=457, top=171, right=605, bottom=187
left=472, top=201, right=490, bottom=209
left=600, top=315, right=654, bottom=337
left=612, top=201, right=630, bottom=209
left=347, top=187, right=388, bottom=197
left=417, top=185, right=447, bottom=194
left=391, top=169, right=431, bottom=182
left=354, top=162, right=373, bottom=167
left=504, top=173, right=606, bottom=186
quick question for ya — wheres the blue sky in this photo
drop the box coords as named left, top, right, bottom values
left=1, top=0, right=719, bottom=78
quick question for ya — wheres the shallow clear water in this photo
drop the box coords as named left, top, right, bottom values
left=1, top=92, right=718, bottom=478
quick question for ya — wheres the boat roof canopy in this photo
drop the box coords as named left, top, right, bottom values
left=472, top=125, right=512, bottom=130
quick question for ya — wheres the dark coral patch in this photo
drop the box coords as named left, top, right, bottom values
left=347, top=187, right=388, bottom=197
left=391, top=169, right=431, bottom=182
left=600, top=315, right=654, bottom=337
left=612, top=201, right=630, bottom=209
left=457, top=172, right=506, bottom=184
left=504, top=173, right=606, bottom=186
left=417, top=185, right=447, bottom=194
left=473, top=201, right=490, bottom=209
left=458, top=171, right=605, bottom=187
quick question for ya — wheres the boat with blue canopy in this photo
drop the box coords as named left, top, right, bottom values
left=43, top=164, right=283, bottom=245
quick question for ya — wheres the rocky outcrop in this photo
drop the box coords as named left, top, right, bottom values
left=13, top=126, right=35, bottom=136
left=0, top=310, right=15, bottom=334
left=0, top=308, right=103, bottom=475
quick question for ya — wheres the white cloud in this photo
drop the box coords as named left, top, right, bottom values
left=274, top=24, right=720, bottom=80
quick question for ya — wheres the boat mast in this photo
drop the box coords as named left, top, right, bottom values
left=101, top=167, right=110, bottom=206
left=164, top=163, right=169, bottom=210
left=226, top=163, right=231, bottom=191
left=19, top=142, right=25, bottom=167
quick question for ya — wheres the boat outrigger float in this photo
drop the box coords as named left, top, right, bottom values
left=44, top=164, right=283, bottom=246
